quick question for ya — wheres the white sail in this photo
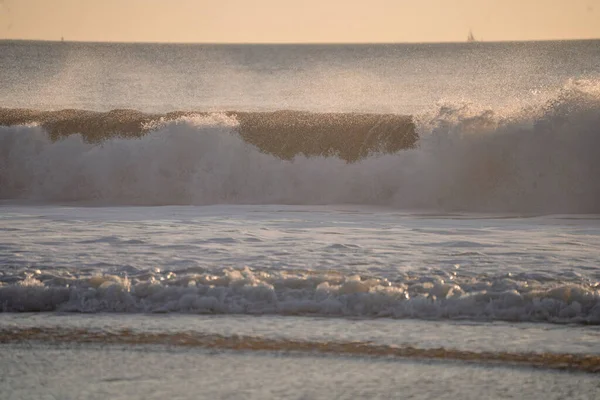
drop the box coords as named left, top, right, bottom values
left=467, top=30, right=476, bottom=42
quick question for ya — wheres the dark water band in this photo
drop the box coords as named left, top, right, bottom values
left=2, top=327, right=598, bottom=373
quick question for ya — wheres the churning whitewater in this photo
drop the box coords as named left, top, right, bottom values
left=2, top=263, right=600, bottom=323
left=1, top=203, right=599, bottom=323
left=1, top=80, right=599, bottom=212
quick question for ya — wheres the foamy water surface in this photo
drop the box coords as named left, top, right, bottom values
left=1, top=205, right=599, bottom=324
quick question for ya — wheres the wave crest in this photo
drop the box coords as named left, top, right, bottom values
left=0, top=80, right=599, bottom=212
left=0, top=108, right=417, bottom=162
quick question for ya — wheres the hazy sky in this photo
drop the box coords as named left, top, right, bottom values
left=1, top=0, right=599, bottom=43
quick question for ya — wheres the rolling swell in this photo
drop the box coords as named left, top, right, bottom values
left=0, top=108, right=417, bottom=162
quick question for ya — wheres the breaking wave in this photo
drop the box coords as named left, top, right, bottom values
left=0, top=79, right=599, bottom=212
left=1, top=267, right=599, bottom=324
left=0, top=108, right=417, bottom=162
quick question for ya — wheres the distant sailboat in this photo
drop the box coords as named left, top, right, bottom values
left=467, top=30, right=476, bottom=42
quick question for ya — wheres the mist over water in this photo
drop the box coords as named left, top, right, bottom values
left=1, top=40, right=599, bottom=114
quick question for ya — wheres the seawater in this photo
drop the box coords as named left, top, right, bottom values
left=1, top=40, right=599, bottom=398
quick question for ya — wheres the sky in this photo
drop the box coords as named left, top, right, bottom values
left=0, top=0, right=599, bottom=43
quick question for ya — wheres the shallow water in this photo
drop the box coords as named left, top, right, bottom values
left=2, top=343, right=599, bottom=400
left=2, top=313, right=599, bottom=355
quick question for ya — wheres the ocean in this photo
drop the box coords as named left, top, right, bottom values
left=1, top=40, right=599, bottom=399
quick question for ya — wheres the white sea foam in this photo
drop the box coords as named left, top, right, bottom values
left=1, top=267, right=598, bottom=323
left=1, top=80, right=599, bottom=212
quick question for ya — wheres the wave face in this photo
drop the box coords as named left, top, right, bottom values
left=0, top=108, right=417, bottom=162
left=0, top=80, right=599, bottom=212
